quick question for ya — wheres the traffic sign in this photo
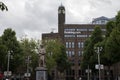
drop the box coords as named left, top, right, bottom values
left=86, top=69, right=91, bottom=73
left=4, top=71, right=12, bottom=76
left=95, top=64, right=104, bottom=69
left=24, top=73, right=31, bottom=77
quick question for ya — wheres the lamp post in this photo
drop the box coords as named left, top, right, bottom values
left=6, top=51, right=12, bottom=78
left=25, top=56, right=31, bottom=80
left=7, top=51, right=11, bottom=74
left=94, top=47, right=102, bottom=80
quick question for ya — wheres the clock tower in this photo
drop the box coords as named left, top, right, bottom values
left=58, top=4, right=65, bottom=34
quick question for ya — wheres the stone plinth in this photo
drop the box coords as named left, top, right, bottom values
left=36, top=67, right=47, bottom=80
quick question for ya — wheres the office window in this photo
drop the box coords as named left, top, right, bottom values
left=66, top=42, right=75, bottom=48
left=81, top=42, right=84, bottom=48
left=72, top=42, right=74, bottom=48
left=77, top=35, right=87, bottom=37
left=78, top=51, right=81, bottom=56
left=76, top=29, right=87, bottom=31
left=64, top=29, right=75, bottom=34
left=66, top=42, right=68, bottom=48
left=64, top=35, right=75, bottom=37
left=78, top=42, right=81, bottom=48
left=69, top=42, right=71, bottom=48
left=69, top=51, right=72, bottom=57
left=71, top=51, right=75, bottom=56
left=89, top=29, right=94, bottom=31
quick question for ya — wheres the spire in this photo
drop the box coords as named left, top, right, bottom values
left=61, top=2, right=63, bottom=6
left=58, top=3, right=65, bottom=10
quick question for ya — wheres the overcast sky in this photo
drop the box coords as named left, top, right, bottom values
left=0, top=0, right=120, bottom=40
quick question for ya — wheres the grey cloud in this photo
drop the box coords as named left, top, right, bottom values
left=0, top=0, right=120, bottom=40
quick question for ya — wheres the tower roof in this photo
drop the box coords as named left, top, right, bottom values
left=58, top=4, right=65, bottom=10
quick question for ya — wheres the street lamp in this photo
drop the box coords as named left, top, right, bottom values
left=5, top=51, right=12, bottom=78
left=7, top=51, right=11, bottom=74
left=94, top=47, right=102, bottom=80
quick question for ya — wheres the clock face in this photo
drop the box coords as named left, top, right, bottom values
left=62, top=10, right=65, bottom=14
left=58, top=9, right=65, bottom=14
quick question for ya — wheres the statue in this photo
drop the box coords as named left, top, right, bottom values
left=38, top=44, right=46, bottom=67
left=36, top=44, right=47, bottom=80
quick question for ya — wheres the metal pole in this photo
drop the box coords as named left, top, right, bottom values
left=7, top=51, right=11, bottom=77
left=27, top=56, right=29, bottom=73
left=88, top=65, right=90, bottom=80
left=97, top=47, right=101, bottom=80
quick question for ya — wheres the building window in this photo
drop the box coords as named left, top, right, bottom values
left=66, top=42, right=75, bottom=48
left=72, top=51, right=75, bottom=56
left=64, top=35, right=75, bottom=37
left=88, top=29, right=94, bottom=31
left=64, top=29, right=75, bottom=34
left=78, top=51, right=83, bottom=56
left=67, top=51, right=75, bottom=57
left=77, top=35, right=87, bottom=37
left=81, top=42, right=84, bottom=48
left=66, top=42, right=69, bottom=48
left=78, top=42, right=81, bottom=48
left=69, top=51, right=72, bottom=57
left=72, top=42, right=74, bottom=48
left=69, top=42, right=71, bottom=48
left=76, top=29, right=87, bottom=31
left=78, top=51, right=81, bottom=56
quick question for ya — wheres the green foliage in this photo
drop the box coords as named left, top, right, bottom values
left=105, top=27, right=120, bottom=63
left=1, top=28, right=22, bottom=73
left=45, top=40, right=70, bottom=73
left=0, top=37, right=7, bottom=71
left=20, top=38, right=39, bottom=72
left=105, top=11, right=120, bottom=65
left=115, top=11, right=120, bottom=26
left=106, top=21, right=115, bottom=37
left=0, top=2, right=8, bottom=11
left=82, top=26, right=103, bottom=70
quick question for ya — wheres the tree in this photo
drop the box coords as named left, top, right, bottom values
left=45, top=40, right=70, bottom=80
left=19, top=38, right=39, bottom=74
left=82, top=26, right=103, bottom=71
left=1, top=28, right=22, bottom=73
left=0, top=37, right=7, bottom=72
left=0, top=2, right=8, bottom=11
left=105, top=11, right=120, bottom=64
left=106, top=21, right=115, bottom=37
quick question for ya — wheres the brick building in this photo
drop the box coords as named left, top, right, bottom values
left=42, top=5, right=106, bottom=80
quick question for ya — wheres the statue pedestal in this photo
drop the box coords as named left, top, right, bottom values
left=36, top=67, right=47, bottom=80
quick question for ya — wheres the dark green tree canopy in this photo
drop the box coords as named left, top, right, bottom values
left=1, top=28, right=22, bottom=72
left=105, top=11, right=120, bottom=64
left=82, top=26, right=103, bottom=70
left=45, top=40, right=70, bottom=73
